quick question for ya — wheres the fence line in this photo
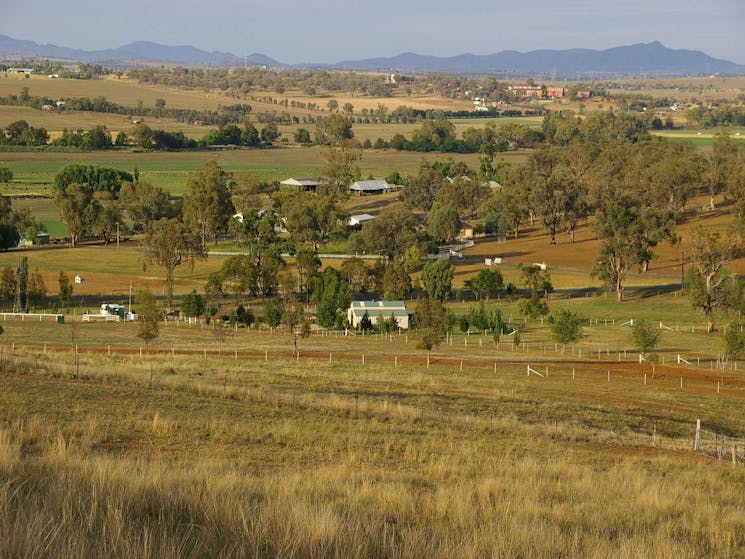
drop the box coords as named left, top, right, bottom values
left=4, top=342, right=743, bottom=392
left=695, top=423, right=745, bottom=465
left=2, top=346, right=736, bottom=466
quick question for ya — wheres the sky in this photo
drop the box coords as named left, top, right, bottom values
left=2, top=0, right=744, bottom=64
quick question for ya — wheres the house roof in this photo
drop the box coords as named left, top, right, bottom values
left=353, top=309, right=409, bottom=318
left=350, top=300, right=406, bottom=310
left=281, top=178, right=320, bottom=187
left=349, top=180, right=390, bottom=192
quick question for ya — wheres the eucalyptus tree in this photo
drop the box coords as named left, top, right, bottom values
left=182, top=160, right=235, bottom=248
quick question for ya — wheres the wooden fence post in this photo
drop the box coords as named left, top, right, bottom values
left=694, top=419, right=701, bottom=452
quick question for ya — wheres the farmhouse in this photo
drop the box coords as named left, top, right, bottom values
left=17, top=232, right=50, bottom=248
left=458, top=222, right=475, bottom=240
left=507, top=84, right=543, bottom=99
left=347, top=300, right=409, bottom=329
left=349, top=180, right=390, bottom=195
left=280, top=177, right=321, bottom=192
left=232, top=211, right=285, bottom=232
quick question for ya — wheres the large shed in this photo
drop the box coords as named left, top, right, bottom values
left=349, top=180, right=390, bottom=195
left=347, top=300, right=409, bottom=329
left=280, top=178, right=321, bottom=192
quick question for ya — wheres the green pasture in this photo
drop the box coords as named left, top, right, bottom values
left=0, top=146, right=499, bottom=196
left=652, top=127, right=745, bottom=147
left=11, top=197, right=66, bottom=236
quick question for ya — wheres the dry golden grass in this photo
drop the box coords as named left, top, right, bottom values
left=605, top=76, right=745, bottom=102
left=1, top=337, right=744, bottom=557
left=0, top=74, right=228, bottom=111
left=0, top=105, right=213, bottom=139
left=271, top=87, right=474, bottom=113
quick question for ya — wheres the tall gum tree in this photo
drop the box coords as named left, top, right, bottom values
left=142, top=218, right=206, bottom=308
left=686, top=227, right=739, bottom=333
left=182, top=160, right=234, bottom=248
left=592, top=201, right=677, bottom=302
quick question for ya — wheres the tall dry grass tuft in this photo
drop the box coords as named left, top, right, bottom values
left=0, top=428, right=20, bottom=472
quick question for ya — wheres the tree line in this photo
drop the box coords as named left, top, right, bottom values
left=0, top=88, right=253, bottom=126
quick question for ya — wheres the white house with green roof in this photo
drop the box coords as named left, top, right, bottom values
left=347, top=300, right=409, bottom=329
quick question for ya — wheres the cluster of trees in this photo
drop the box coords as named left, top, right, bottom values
left=0, top=257, right=46, bottom=310
left=130, top=67, right=398, bottom=98
left=0, top=119, right=49, bottom=146
left=369, top=118, right=556, bottom=153
left=53, top=164, right=137, bottom=246
left=1, top=62, right=111, bottom=79
left=125, top=66, right=575, bottom=106
left=471, top=111, right=742, bottom=301
left=0, top=196, right=43, bottom=250
left=0, top=120, right=287, bottom=152
left=199, top=122, right=279, bottom=147
left=52, top=125, right=115, bottom=149
left=684, top=226, right=745, bottom=335
left=685, top=104, right=745, bottom=128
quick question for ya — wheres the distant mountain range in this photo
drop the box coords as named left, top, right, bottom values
left=1, top=34, right=744, bottom=76
left=334, top=42, right=745, bottom=76
left=0, top=34, right=271, bottom=67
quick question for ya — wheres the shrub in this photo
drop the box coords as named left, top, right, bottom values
left=548, top=308, right=584, bottom=344
left=631, top=319, right=661, bottom=355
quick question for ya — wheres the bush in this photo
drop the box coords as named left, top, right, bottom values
left=631, top=319, right=661, bottom=355
left=548, top=308, right=584, bottom=344
left=518, top=294, right=549, bottom=319
left=263, top=299, right=284, bottom=328
left=722, top=321, right=745, bottom=361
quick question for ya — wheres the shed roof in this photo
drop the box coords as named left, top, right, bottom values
left=281, top=178, right=320, bottom=187
left=349, top=213, right=376, bottom=225
left=349, top=179, right=390, bottom=192
left=350, top=300, right=406, bottom=310
left=353, top=309, right=409, bottom=318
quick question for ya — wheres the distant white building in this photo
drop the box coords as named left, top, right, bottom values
left=348, top=213, right=376, bottom=226
left=349, top=180, right=390, bottom=195
left=348, top=300, right=409, bottom=329
left=280, top=177, right=321, bottom=192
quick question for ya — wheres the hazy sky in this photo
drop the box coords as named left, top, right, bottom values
left=3, top=0, right=744, bottom=64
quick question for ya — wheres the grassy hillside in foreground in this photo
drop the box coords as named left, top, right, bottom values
left=1, top=336, right=744, bottom=557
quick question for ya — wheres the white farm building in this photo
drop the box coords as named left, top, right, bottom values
left=347, top=300, right=409, bottom=329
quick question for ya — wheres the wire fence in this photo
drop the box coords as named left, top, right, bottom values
left=695, top=427, right=745, bottom=465
left=1, top=344, right=742, bottom=466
